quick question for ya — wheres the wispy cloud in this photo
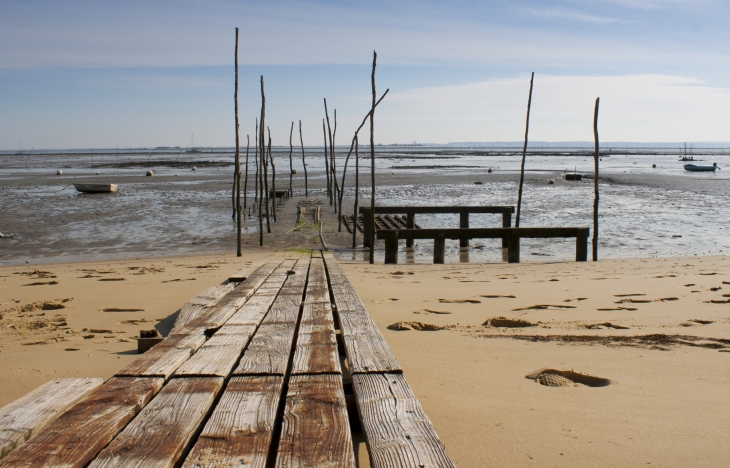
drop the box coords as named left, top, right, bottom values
left=592, top=0, right=708, bottom=10
left=515, top=5, right=626, bottom=23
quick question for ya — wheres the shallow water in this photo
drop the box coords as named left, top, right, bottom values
left=1, top=147, right=729, bottom=264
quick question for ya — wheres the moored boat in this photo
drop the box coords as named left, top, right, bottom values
left=74, top=183, right=118, bottom=193
left=684, top=163, right=719, bottom=172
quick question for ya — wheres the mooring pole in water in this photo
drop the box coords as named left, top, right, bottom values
left=299, top=120, right=308, bottom=197
left=369, top=51, right=377, bottom=264
left=234, top=27, right=242, bottom=256
left=515, top=72, right=534, bottom=228
left=593, top=97, right=600, bottom=262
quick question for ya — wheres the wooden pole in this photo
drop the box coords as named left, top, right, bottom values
left=268, top=127, right=276, bottom=222
left=254, top=118, right=259, bottom=211
left=259, top=76, right=268, bottom=241
left=353, top=135, right=359, bottom=248
left=234, top=27, right=242, bottom=257
left=369, top=51, right=377, bottom=264
left=299, top=120, right=308, bottom=196
left=288, top=121, right=294, bottom=198
left=332, top=109, right=339, bottom=211
left=337, top=89, right=390, bottom=233
left=243, top=135, right=249, bottom=213
left=325, top=101, right=339, bottom=212
left=323, top=119, right=331, bottom=205
left=515, top=72, right=534, bottom=228
left=593, top=97, right=600, bottom=261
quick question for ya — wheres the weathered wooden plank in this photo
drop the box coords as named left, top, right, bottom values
left=225, top=303, right=273, bottom=327
left=172, top=283, right=236, bottom=332
left=260, top=295, right=302, bottom=325
left=0, top=377, right=163, bottom=468
left=360, top=205, right=515, bottom=215
left=88, top=377, right=223, bottom=468
left=338, top=311, right=402, bottom=374
left=179, top=262, right=283, bottom=331
left=352, top=373, right=456, bottom=468
left=291, top=303, right=340, bottom=375
left=276, top=374, right=356, bottom=468
left=233, top=324, right=296, bottom=376
left=175, top=330, right=257, bottom=377
left=116, top=333, right=206, bottom=378
left=182, top=376, right=284, bottom=468
left=375, top=226, right=590, bottom=240
left=0, top=378, right=103, bottom=460
left=329, top=285, right=367, bottom=313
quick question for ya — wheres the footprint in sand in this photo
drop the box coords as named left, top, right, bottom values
left=511, top=304, right=576, bottom=311
left=21, top=281, right=59, bottom=286
left=584, top=322, right=629, bottom=330
left=483, top=317, right=535, bottom=328
left=597, top=307, right=638, bottom=311
left=614, top=294, right=646, bottom=297
left=480, top=295, right=516, bottom=299
left=387, top=321, right=453, bottom=331
left=162, top=278, right=196, bottom=283
left=439, top=299, right=481, bottom=304
left=525, top=368, right=611, bottom=387
left=684, top=284, right=696, bottom=287
left=563, top=298, right=588, bottom=303
left=709, top=287, right=722, bottom=291
left=414, top=309, right=452, bottom=315
left=98, top=278, right=126, bottom=282
left=103, top=308, right=145, bottom=312
left=615, top=298, right=651, bottom=304
left=654, top=297, right=678, bottom=302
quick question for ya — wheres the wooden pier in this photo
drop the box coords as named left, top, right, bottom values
left=0, top=251, right=455, bottom=468
left=360, top=206, right=515, bottom=248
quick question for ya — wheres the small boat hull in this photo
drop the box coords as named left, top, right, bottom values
left=74, top=184, right=118, bottom=193
left=684, top=164, right=716, bottom=172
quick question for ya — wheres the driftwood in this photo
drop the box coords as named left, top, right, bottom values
left=234, top=27, right=242, bottom=257
left=369, top=51, right=377, bottom=264
left=288, top=121, right=294, bottom=197
left=515, top=71, right=534, bottom=228
left=336, top=89, right=390, bottom=232
left=299, top=120, right=308, bottom=196
left=593, top=97, right=600, bottom=261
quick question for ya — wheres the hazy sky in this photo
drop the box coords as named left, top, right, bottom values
left=1, top=0, right=729, bottom=148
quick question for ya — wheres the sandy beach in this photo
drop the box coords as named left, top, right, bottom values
left=2, top=238, right=729, bottom=465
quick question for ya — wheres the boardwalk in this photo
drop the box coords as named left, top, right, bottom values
left=0, top=251, right=455, bottom=468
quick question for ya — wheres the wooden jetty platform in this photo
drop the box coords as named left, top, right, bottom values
left=0, top=251, right=455, bottom=467
left=360, top=206, right=515, bottom=248
left=377, top=227, right=590, bottom=264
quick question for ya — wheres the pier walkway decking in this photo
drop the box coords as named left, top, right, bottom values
left=0, top=251, right=455, bottom=468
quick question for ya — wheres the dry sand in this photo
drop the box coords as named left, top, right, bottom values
left=2, top=198, right=730, bottom=465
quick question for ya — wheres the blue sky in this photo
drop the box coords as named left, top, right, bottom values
left=1, top=0, right=729, bottom=148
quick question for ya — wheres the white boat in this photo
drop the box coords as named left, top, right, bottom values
left=74, top=184, right=118, bottom=193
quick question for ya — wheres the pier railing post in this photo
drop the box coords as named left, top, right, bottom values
left=459, top=212, right=469, bottom=247
left=363, top=209, right=371, bottom=248
left=502, top=210, right=512, bottom=248
left=384, top=231, right=398, bottom=264
left=433, top=233, right=446, bottom=264
left=576, top=228, right=589, bottom=262
left=508, top=232, right=520, bottom=263
left=406, top=212, right=415, bottom=248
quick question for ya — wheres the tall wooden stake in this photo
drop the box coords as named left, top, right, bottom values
left=369, top=51, right=377, bottom=264
left=337, top=89, right=390, bottom=233
left=324, top=100, right=339, bottom=212
left=323, top=119, right=331, bottom=204
left=254, top=118, right=259, bottom=210
left=243, top=135, right=249, bottom=213
left=515, top=72, right=534, bottom=228
left=259, top=77, right=268, bottom=242
left=288, top=121, right=294, bottom=197
left=299, top=120, right=308, bottom=196
left=234, top=27, right=242, bottom=257
left=593, top=97, right=600, bottom=261
left=268, top=127, right=276, bottom=222
left=353, top=135, right=359, bottom=248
